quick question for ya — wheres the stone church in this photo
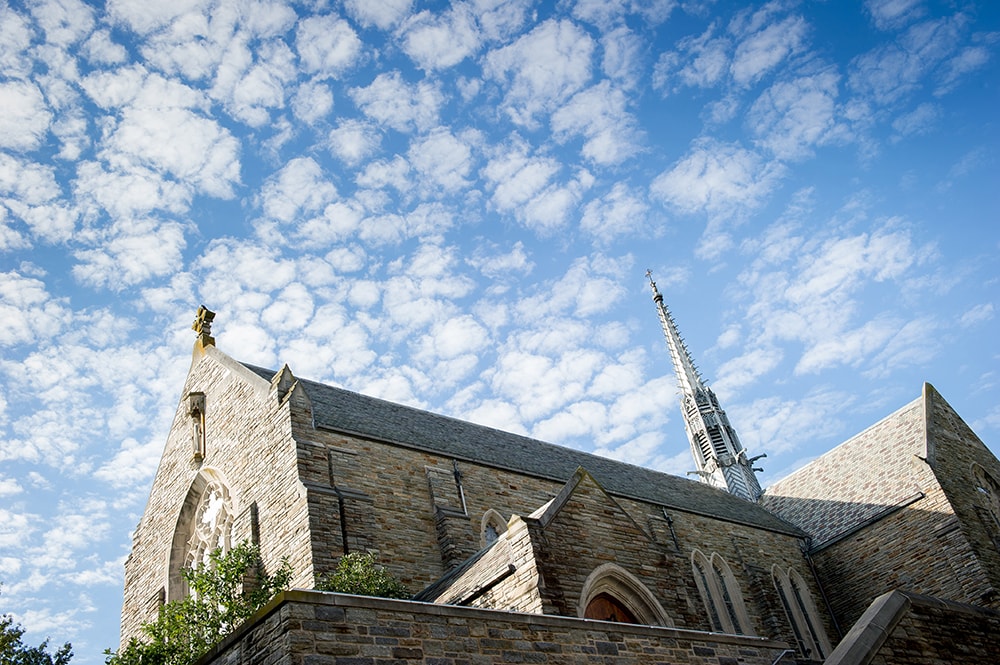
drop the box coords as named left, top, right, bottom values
left=119, top=296, right=1000, bottom=664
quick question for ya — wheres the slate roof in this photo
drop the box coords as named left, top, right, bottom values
left=242, top=362, right=804, bottom=536
left=762, top=392, right=928, bottom=548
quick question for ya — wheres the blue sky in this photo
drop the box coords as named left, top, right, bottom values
left=1, top=0, right=998, bottom=660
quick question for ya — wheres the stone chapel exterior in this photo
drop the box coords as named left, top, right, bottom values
left=118, top=311, right=1000, bottom=664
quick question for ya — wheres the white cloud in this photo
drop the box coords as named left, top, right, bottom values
left=960, top=303, right=994, bottom=327
left=650, top=138, right=785, bottom=216
left=865, top=0, right=925, bottom=31
left=29, top=0, right=95, bottom=47
left=936, top=45, right=992, bottom=95
left=469, top=241, right=534, bottom=279
left=291, top=80, right=334, bottom=124
left=731, top=388, right=852, bottom=456
left=733, top=220, right=934, bottom=383
left=849, top=14, right=967, bottom=106
left=729, top=12, right=809, bottom=86
left=483, top=19, right=594, bottom=127
left=328, top=119, right=381, bottom=165
left=572, top=0, right=677, bottom=30
left=471, top=0, right=532, bottom=41
left=0, top=154, right=61, bottom=205
left=72, top=218, right=187, bottom=290
left=343, top=0, right=412, bottom=30
left=0, top=476, right=23, bottom=496
left=350, top=71, right=444, bottom=133
left=653, top=24, right=730, bottom=92
left=400, top=5, right=482, bottom=71
left=296, top=14, right=362, bottom=78
left=0, top=272, right=70, bottom=346
left=579, top=182, right=650, bottom=243
left=0, top=80, right=52, bottom=151
left=891, top=102, right=939, bottom=138
left=0, top=5, right=36, bottom=78
left=408, top=128, right=474, bottom=193
left=260, top=157, right=337, bottom=224
left=82, top=28, right=128, bottom=65
left=227, top=41, right=299, bottom=126
left=101, top=107, right=241, bottom=198
left=748, top=70, right=844, bottom=160
left=356, top=155, right=412, bottom=194
left=601, top=26, right=644, bottom=90
left=74, top=161, right=191, bottom=219
left=551, top=81, right=643, bottom=165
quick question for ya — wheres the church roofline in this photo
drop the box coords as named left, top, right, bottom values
left=235, top=361, right=804, bottom=538
left=763, top=388, right=929, bottom=493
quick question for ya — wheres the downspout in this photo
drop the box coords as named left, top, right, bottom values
left=802, top=537, right=843, bottom=639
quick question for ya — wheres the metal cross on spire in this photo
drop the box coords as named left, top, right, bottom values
left=646, top=271, right=764, bottom=502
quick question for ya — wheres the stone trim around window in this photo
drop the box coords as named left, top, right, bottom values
left=772, top=564, right=832, bottom=659
left=690, top=549, right=753, bottom=635
left=480, top=508, right=507, bottom=547
left=167, top=467, right=235, bottom=601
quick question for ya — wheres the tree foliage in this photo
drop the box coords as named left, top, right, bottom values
left=106, top=542, right=291, bottom=665
left=316, top=552, right=409, bottom=599
left=1, top=589, right=72, bottom=665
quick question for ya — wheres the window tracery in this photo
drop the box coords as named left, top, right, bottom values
left=168, top=470, right=235, bottom=600
left=480, top=509, right=507, bottom=547
left=691, top=550, right=753, bottom=635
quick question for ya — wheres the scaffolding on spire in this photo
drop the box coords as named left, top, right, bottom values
left=646, top=271, right=763, bottom=502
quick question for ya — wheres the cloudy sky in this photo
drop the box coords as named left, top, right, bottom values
left=1, top=0, right=998, bottom=659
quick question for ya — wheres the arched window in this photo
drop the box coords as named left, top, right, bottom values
left=168, top=469, right=235, bottom=600
left=578, top=563, right=673, bottom=626
left=480, top=509, right=507, bottom=547
left=691, top=550, right=753, bottom=635
left=772, top=565, right=832, bottom=659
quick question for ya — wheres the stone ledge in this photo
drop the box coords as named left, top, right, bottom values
left=197, top=587, right=790, bottom=665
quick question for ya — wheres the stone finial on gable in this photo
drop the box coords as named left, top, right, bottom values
left=192, top=305, right=216, bottom=358
left=271, top=364, right=314, bottom=425
left=272, top=364, right=296, bottom=401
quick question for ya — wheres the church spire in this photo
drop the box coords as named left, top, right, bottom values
left=646, top=271, right=763, bottom=502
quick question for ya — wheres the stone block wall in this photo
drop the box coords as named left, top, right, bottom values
left=202, top=591, right=793, bottom=665
left=120, top=350, right=315, bottom=641
left=921, top=384, right=1000, bottom=607
left=825, top=590, right=1000, bottom=665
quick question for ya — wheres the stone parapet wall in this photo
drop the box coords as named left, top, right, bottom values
left=202, top=590, right=792, bottom=665
left=825, top=590, right=1000, bottom=665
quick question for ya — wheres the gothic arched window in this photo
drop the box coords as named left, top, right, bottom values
left=480, top=509, right=507, bottom=547
left=168, top=469, right=235, bottom=600
left=691, top=550, right=753, bottom=635
left=772, top=565, right=832, bottom=659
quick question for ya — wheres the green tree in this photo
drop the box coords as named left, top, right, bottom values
left=107, top=542, right=291, bottom=665
left=1, top=588, right=72, bottom=665
left=316, top=552, right=409, bottom=599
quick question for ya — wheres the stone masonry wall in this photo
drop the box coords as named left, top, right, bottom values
left=120, top=348, right=315, bottom=642
left=810, top=485, right=982, bottom=631
left=807, top=387, right=999, bottom=629
left=922, top=384, right=1000, bottom=607
left=869, top=594, right=1000, bottom=664
left=287, top=390, right=833, bottom=653
left=202, top=591, right=793, bottom=665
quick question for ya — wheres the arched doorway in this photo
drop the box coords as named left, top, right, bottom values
left=584, top=592, right=639, bottom=623
left=577, top=563, right=673, bottom=626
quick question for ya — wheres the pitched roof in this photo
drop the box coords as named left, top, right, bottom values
left=241, top=362, right=804, bottom=536
left=761, top=389, right=928, bottom=548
